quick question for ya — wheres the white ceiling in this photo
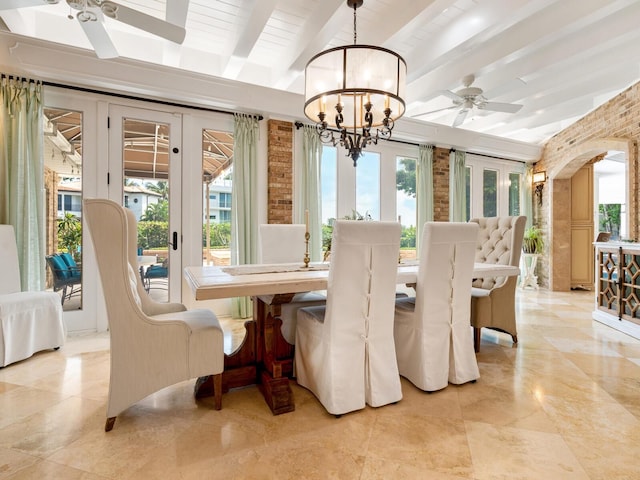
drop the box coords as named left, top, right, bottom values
left=1, top=0, right=639, bottom=146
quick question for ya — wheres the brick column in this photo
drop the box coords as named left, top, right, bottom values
left=432, top=147, right=450, bottom=222
left=267, top=119, right=294, bottom=224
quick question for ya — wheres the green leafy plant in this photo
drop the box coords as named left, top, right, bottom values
left=522, top=225, right=544, bottom=254
left=57, top=213, right=82, bottom=262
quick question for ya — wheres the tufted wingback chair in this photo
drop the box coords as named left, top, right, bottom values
left=469, top=216, right=526, bottom=352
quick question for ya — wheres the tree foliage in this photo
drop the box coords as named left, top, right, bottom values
left=145, top=181, right=169, bottom=200
left=57, top=213, right=82, bottom=261
left=396, top=157, right=416, bottom=198
left=140, top=199, right=168, bottom=222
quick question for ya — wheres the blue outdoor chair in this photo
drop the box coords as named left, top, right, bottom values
left=46, top=253, right=82, bottom=305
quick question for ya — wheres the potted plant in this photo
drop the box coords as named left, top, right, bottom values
left=522, top=225, right=544, bottom=254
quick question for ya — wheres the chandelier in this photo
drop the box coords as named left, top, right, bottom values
left=303, top=0, right=406, bottom=166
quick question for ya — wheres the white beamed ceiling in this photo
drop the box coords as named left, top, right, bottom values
left=1, top=0, right=639, bottom=161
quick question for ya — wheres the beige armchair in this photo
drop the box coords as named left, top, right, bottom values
left=469, top=216, right=526, bottom=352
left=84, top=199, right=224, bottom=431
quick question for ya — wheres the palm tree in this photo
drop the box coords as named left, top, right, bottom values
left=140, top=200, right=169, bottom=222
left=145, top=181, right=169, bottom=200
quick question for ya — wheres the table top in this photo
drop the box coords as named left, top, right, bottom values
left=184, top=261, right=520, bottom=301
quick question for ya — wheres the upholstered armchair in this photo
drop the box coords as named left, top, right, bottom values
left=84, top=199, right=224, bottom=431
left=295, top=221, right=402, bottom=416
left=469, top=216, right=526, bottom=352
left=394, top=222, right=479, bottom=392
left=0, top=225, right=65, bottom=367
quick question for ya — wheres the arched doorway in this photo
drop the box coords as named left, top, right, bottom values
left=548, top=138, right=636, bottom=291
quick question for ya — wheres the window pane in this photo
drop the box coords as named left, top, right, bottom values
left=483, top=169, right=498, bottom=217
left=202, top=128, right=233, bottom=266
left=44, top=107, right=83, bottom=312
left=321, top=146, right=337, bottom=224
left=396, top=156, right=416, bottom=261
left=509, top=172, right=521, bottom=215
left=465, top=166, right=471, bottom=221
left=356, top=151, right=380, bottom=220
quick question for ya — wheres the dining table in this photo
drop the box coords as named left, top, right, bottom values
left=184, top=261, right=520, bottom=415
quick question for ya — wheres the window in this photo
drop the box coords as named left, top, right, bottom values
left=465, top=166, right=472, bottom=221
left=508, top=173, right=521, bottom=215
left=219, top=192, right=231, bottom=208
left=219, top=210, right=231, bottom=222
left=356, top=151, right=380, bottom=220
left=466, top=154, right=525, bottom=218
left=483, top=169, right=498, bottom=217
left=320, top=146, right=337, bottom=224
left=396, top=156, right=416, bottom=259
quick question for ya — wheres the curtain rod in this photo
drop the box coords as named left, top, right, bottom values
left=41, top=79, right=263, bottom=120
left=294, top=121, right=524, bottom=163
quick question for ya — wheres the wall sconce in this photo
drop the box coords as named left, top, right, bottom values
left=533, top=170, right=546, bottom=205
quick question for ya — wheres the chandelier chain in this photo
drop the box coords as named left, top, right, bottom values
left=353, top=3, right=357, bottom=45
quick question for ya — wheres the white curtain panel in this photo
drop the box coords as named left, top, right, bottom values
left=523, top=164, right=534, bottom=229
left=231, top=113, right=259, bottom=318
left=0, top=77, right=45, bottom=290
left=295, top=125, right=322, bottom=261
left=416, top=144, right=434, bottom=255
left=449, top=149, right=467, bottom=222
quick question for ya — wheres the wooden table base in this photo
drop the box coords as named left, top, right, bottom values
left=194, top=296, right=297, bottom=415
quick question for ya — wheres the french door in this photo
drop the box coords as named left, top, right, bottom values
left=108, top=105, right=183, bottom=303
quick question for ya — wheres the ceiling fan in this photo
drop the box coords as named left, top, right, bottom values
left=417, top=74, right=523, bottom=127
left=0, top=0, right=186, bottom=59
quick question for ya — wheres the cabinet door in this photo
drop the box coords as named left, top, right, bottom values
left=571, top=165, right=594, bottom=288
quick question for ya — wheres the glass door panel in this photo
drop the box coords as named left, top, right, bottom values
left=202, top=128, right=233, bottom=267
left=109, top=106, right=182, bottom=303
left=43, top=107, right=83, bottom=312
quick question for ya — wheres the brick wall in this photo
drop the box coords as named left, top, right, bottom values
left=433, top=147, right=451, bottom=222
left=534, top=81, right=639, bottom=289
left=267, top=119, right=294, bottom=224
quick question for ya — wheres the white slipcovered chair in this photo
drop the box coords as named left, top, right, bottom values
left=470, top=216, right=526, bottom=352
left=0, top=225, right=65, bottom=367
left=258, top=223, right=326, bottom=344
left=84, top=199, right=224, bottom=431
left=295, top=220, right=402, bottom=416
left=394, top=222, right=479, bottom=392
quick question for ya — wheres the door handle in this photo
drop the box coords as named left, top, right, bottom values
left=170, top=231, right=178, bottom=251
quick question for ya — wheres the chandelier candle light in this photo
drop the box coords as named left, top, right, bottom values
left=304, top=0, right=407, bottom=166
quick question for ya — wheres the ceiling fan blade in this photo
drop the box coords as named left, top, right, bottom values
left=79, top=13, right=118, bottom=59
left=413, top=105, right=458, bottom=118
left=104, top=1, right=186, bottom=44
left=166, top=0, right=189, bottom=27
left=452, top=109, right=469, bottom=127
left=438, top=89, right=462, bottom=101
left=0, top=0, right=52, bottom=9
left=479, top=101, right=523, bottom=114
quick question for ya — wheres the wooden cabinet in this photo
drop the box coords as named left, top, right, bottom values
left=571, top=166, right=594, bottom=289
left=593, top=242, right=640, bottom=340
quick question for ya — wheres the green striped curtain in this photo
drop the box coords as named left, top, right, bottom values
left=0, top=76, right=45, bottom=290
left=416, top=144, right=433, bottom=255
left=231, top=113, right=259, bottom=318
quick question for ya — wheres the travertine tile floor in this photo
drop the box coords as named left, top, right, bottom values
left=1, top=289, right=640, bottom=479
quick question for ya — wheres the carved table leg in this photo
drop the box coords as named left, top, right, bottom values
left=195, top=294, right=298, bottom=415
left=255, top=294, right=296, bottom=414
left=194, top=319, right=258, bottom=398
